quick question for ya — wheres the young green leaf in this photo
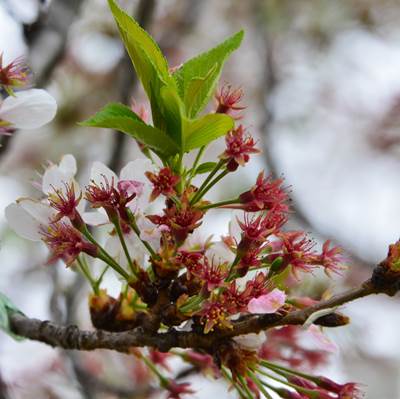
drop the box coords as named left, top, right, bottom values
left=0, top=292, right=25, bottom=341
left=173, top=30, right=244, bottom=118
left=159, top=85, right=185, bottom=147
left=184, top=114, right=234, bottom=152
left=183, top=63, right=219, bottom=119
left=107, top=0, right=174, bottom=104
left=194, top=162, right=218, bottom=175
left=80, top=103, right=179, bottom=157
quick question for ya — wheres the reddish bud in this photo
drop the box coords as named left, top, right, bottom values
left=215, top=84, right=245, bottom=119
left=148, top=201, right=203, bottom=244
left=145, top=167, right=180, bottom=201
left=239, top=171, right=289, bottom=213
left=220, top=125, right=259, bottom=171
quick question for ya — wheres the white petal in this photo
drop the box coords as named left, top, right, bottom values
left=58, top=154, right=77, bottom=178
left=120, top=158, right=154, bottom=182
left=105, top=235, right=122, bottom=264
left=234, top=333, right=265, bottom=350
left=207, top=241, right=235, bottom=264
left=90, top=161, right=118, bottom=185
left=17, top=198, right=55, bottom=225
left=82, top=211, right=109, bottom=226
left=0, top=89, right=57, bottom=129
left=5, top=203, right=42, bottom=241
left=42, top=165, right=71, bottom=194
left=229, top=211, right=244, bottom=241
left=135, top=215, right=163, bottom=251
left=125, top=232, right=146, bottom=265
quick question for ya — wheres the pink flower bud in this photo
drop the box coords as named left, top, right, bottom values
left=248, top=288, right=287, bottom=314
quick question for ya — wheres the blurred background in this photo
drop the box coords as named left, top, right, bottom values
left=1, top=0, right=400, bottom=398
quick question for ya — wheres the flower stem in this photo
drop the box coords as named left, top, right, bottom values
left=126, top=209, right=159, bottom=260
left=76, top=256, right=98, bottom=294
left=193, top=169, right=230, bottom=204
left=256, top=367, right=316, bottom=396
left=80, top=225, right=131, bottom=281
left=142, top=356, right=168, bottom=385
left=199, top=197, right=240, bottom=210
left=237, top=374, right=256, bottom=399
left=188, top=145, right=206, bottom=184
left=190, top=160, right=224, bottom=205
left=247, top=370, right=274, bottom=399
left=221, top=367, right=250, bottom=399
left=111, top=216, right=139, bottom=278
left=260, top=360, right=315, bottom=382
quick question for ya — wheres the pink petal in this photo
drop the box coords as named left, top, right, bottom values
left=307, top=325, right=338, bottom=353
left=248, top=288, right=286, bottom=314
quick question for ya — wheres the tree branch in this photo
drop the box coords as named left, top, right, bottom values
left=8, top=279, right=389, bottom=354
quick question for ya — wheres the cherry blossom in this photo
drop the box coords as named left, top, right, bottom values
left=0, top=89, right=56, bottom=131
left=247, top=288, right=287, bottom=314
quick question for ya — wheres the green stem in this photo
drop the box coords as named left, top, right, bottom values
left=190, top=160, right=224, bottom=205
left=260, top=360, right=316, bottom=383
left=188, top=145, right=206, bottom=184
left=247, top=370, right=274, bottom=399
left=126, top=209, right=159, bottom=260
left=256, top=368, right=316, bottom=396
left=199, top=197, right=240, bottom=211
left=193, top=169, right=230, bottom=204
left=77, top=256, right=98, bottom=294
left=237, top=374, right=255, bottom=399
left=177, top=151, right=185, bottom=195
left=112, top=216, right=138, bottom=277
left=226, top=253, right=242, bottom=282
left=221, top=367, right=249, bottom=399
left=95, top=265, right=109, bottom=290
left=80, top=226, right=131, bottom=281
left=142, top=356, right=168, bottom=385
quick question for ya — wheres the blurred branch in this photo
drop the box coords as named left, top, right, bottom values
left=8, top=277, right=393, bottom=353
left=0, top=370, right=7, bottom=399
left=253, top=3, right=372, bottom=269
left=0, top=0, right=84, bottom=158
left=72, top=359, right=155, bottom=398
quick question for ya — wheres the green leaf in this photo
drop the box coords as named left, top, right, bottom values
left=0, top=292, right=25, bottom=341
left=107, top=0, right=174, bottom=109
left=184, top=114, right=234, bottom=152
left=271, top=267, right=291, bottom=290
left=195, top=162, right=218, bottom=175
left=183, top=64, right=219, bottom=118
left=80, top=103, right=179, bottom=157
left=173, top=30, right=244, bottom=118
left=159, top=85, right=185, bottom=147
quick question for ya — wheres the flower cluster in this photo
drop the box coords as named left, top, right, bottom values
left=4, top=4, right=366, bottom=398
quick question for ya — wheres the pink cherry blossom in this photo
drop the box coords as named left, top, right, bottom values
left=247, top=288, right=287, bottom=314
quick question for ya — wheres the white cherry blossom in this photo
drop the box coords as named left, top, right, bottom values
left=5, top=155, right=78, bottom=241
left=0, top=89, right=57, bottom=130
